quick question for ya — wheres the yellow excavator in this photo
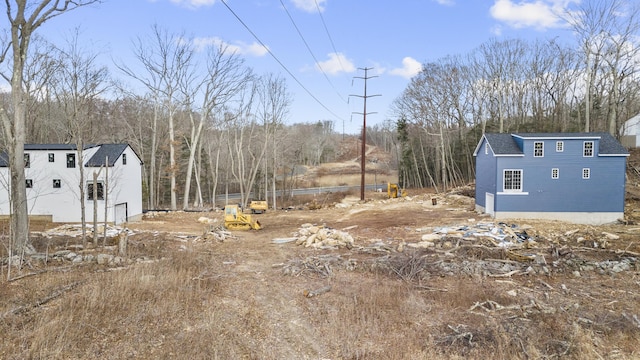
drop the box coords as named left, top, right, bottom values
left=224, top=204, right=262, bottom=230
left=387, top=182, right=407, bottom=198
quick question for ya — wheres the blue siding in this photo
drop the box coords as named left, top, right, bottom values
left=474, top=138, right=497, bottom=208
left=494, top=138, right=626, bottom=213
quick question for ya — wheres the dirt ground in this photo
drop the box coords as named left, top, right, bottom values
left=106, top=188, right=640, bottom=357
left=2, top=149, right=640, bottom=358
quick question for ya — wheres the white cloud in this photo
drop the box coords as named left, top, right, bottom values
left=491, top=24, right=503, bottom=36
left=291, top=0, right=326, bottom=13
left=170, top=0, right=216, bottom=9
left=316, top=52, right=356, bottom=75
left=192, top=36, right=269, bottom=56
left=489, top=0, right=574, bottom=30
left=389, top=57, right=422, bottom=79
left=433, top=0, right=455, bottom=6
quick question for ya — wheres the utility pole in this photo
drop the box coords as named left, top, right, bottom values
left=350, top=67, right=380, bottom=201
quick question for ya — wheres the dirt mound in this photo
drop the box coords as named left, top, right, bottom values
left=300, top=137, right=398, bottom=187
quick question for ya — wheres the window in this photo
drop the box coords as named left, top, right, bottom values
left=485, top=144, right=489, bottom=155
left=122, top=153, right=127, bottom=165
left=66, top=153, right=76, bottom=168
left=87, top=182, right=104, bottom=200
left=24, top=153, right=30, bottom=168
left=48, top=153, right=55, bottom=162
left=534, top=142, right=544, bottom=157
left=583, top=141, right=594, bottom=157
left=556, top=141, right=564, bottom=152
left=53, top=179, right=61, bottom=188
left=552, top=168, right=559, bottom=179
left=503, top=169, right=523, bottom=192
left=582, top=168, right=590, bottom=179
left=25, top=179, right=33, bottom=188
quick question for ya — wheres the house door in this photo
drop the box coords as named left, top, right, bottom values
left=485, top=193, right=495, bottom=216
left=114, top=203, right=128, bottom=225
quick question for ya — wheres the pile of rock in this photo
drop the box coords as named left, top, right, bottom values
left=293, top=223, right=355, bottom=249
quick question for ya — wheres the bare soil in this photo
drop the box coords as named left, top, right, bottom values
left=2, top=148, right=640, bottom=359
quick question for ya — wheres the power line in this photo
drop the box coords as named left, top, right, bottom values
left=279, top=0, right=347, bottom=104
left=314, top=0, right=348, bottom=74
left=220, top=0, right=345, bottom=122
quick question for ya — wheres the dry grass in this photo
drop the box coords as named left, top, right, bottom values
left=2, top=231, right=640, bottom=359
left=2, top=146, right=640, bottom=359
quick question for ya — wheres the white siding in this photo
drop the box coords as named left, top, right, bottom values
left=0, top=145, right=142, bottom=223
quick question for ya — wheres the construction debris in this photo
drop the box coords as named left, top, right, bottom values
left=422, top=222, right=534, bottom=248
left=292, top=224, right=355, bottom=249
left=197, top=225, right=237, bottom=242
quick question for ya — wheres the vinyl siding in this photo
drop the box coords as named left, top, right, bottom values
left=474, top=139, right=498, bottom=209
left=494, top=138, right=626, bottom=213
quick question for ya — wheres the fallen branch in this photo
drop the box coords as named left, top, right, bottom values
left=3, top=281, right=84, bottom=318
left=488, top=269, right=521, bottom=278
left=304, top=285, right=332, bottom=298
left=414, top=284, right=448, bottom=292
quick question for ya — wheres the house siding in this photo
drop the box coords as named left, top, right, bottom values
left=0, top=144, right=142, bottom=223
left=474, top=138, right=497, bottom=210
left=495, top=138, right=625, bottom=213
left=475, top=133, right=628, bottom=225
left=106, top=146, right=143, bottom=222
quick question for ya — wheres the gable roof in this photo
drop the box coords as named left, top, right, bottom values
left=0, top=143, right=134, bottom=167
left=85, top=144, right=129, bottom=167
left=481, top=133, right=523, bottom=155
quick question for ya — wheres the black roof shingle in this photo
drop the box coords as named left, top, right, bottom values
left=85, top=144, right=129, bottom=167
left=482, top=132, right=629, bottom=156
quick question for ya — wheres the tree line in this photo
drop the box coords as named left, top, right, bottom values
left=391, top=0, right=640, bottom=192
left=2, top=0, right=640, bottom=255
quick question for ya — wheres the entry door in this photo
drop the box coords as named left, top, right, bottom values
left=114, top=203, right=128, bottom=225
left=485, top=193, right=495, bottom=216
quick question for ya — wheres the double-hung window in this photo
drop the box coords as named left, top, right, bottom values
left=534, top=142, right=544, bottom=157
left=503, top=169, right=523, bottom=192
left=67, top=153, right=76, bottom=168
left=87, top=182, right=104, bottom=200
left=583, top=141, right=594, bottom=157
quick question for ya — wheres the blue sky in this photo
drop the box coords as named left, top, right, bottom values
left=32, top=0, right=578, bottom=134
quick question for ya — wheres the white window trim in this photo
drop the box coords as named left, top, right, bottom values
left=556, top=141, right=564, bottom=152
left=551, top=168, right=559, bottom=179
left=497, top=191, right=529, bottom=195
left=583, top=141, right=594, bottom=157
left=582, top=168, right=590, bottom=179
left=502, top=169, right=524, bottom=193
left=534, top=141, right=544, bottom=157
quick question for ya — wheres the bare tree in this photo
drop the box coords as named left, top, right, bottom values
left=0, top=0, right=101, bottom=255
left=225, top=74, right=290, bottom=208
left=21, top=35, right=62, bottom=143
left=257, top=74, right=290, bottom=209
left=50, top=29, right=109, bottom=248
left=181, top=44, right=252, bottom=210
left=119, top=24, right=193, bottom=210
left=600, top=1, right=640, bottom=135
left=564, top=0, right=622, bottom=132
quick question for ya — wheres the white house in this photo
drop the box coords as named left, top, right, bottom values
left=620, top=113, right=640, bottom=148
left=0, top=144, right=143, bottom=224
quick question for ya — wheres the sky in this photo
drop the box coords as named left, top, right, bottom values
left=25, top=0, right=581, bottom=134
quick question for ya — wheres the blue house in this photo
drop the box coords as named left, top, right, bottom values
left=473, top=133, right=629, bottom=225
